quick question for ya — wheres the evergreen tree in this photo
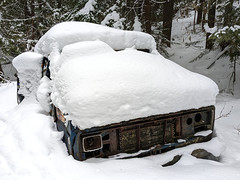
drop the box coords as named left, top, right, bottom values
left=0, top=0, right=62, bottom=60
left=210, top=26, right=240, bottom=92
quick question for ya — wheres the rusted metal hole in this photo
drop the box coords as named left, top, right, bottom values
left=103, top=144, right=111, bottom=153
left=195, top=113, right=202, bottom=123
left=186, top=118, right=193, bottom=125
left=102, top=134, right=110, bottom=141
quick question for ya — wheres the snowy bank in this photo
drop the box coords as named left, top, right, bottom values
left=51, top=48, right=218, bottom=129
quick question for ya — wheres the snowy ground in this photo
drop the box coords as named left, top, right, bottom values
left=0, top=82, right=240, bottom=180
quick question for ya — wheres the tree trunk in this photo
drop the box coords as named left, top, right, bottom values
left=193, top=5, right=197, bottom=33
left=162, top=0, right=174, bottom=47
left=206, top=0, right=216, bottom=49
left=144, top=0, right=151, bottom=34
left=0, top=64, right=3, bottom=83
left=201, top=1, right=207, bottom=31
left=58, top=0, right=62, bottom=9
left=224, top=0, right=234, bottom=27
left=197, top=0, right=204, bottom=24
left=31, top=0, right=35, bottom=40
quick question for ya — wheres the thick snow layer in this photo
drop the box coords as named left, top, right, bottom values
left=50, top=41, right=115, bottom=79
left=0, top=82, right=17, bottom=114
left=51, top=48, right=218, bottom=129
left=34, top=22, right=157, bottom=56
left=12, top=52, right=43, bottom=73
left=37, top=76, right=52, bottom=112
left=12, top=52, right=43, bottom=98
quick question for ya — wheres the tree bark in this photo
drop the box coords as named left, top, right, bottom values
left=144, top=0, right=151, bottom=34
left=162, top=0, right=174, bottom=47
left=224, top=0, right=234, bottom=27
left=197, top=0, right=204, bottom=24
left=206, top=0, right=216, bottom=49
left=0, top=63, right=3, bottom=83
left=201, top=1, right=207, bottom=31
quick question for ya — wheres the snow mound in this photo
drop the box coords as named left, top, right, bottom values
left=12, top=52, right=43, bottom=98
left=34, top=21, right=157, bottom=56
left=51, top=48, right=218, bottom=129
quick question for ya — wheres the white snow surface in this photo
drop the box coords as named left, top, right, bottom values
left=50, top=40, right=114, bottom=79
left=194, top=130, right=212, bottom=137
left=133, top=16, right=142, bottom=31
left=37, top=76, right=52, bottom=112
left=34, top=22, right=157, bottom=56
left=51, top=48, right=218, bottom=129
left=1, top=83, right=240, bottom=180
left=76, top=0, right=96, bottom=15
left=101, top=10, right=125, bottom=29
left=12, top=52, right=43, bottom=98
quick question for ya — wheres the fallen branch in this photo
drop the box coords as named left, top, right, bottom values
left=206, top=46, right=229, bottom=69
left=215, top=104, right=233, bottom=120
left=235, top=125, right=240, bottom=135
left=0, top=71, right=10, bottom=84
left=189, top=49, right=209, bottom=63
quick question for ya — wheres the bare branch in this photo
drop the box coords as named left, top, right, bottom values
left=215, top=104, right=233, bottom=120
left=1, top=16, right=37, bottom=22
left=0, top=71, right=10, bottom=84
left=151, top=0, right=166, bottom=4
left=235, top=125, right=240, bottom=135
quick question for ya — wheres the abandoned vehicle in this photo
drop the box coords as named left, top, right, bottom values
left=13, top=22, right=218, bottom=161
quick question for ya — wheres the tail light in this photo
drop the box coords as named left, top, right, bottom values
left=83, top=135, right=103, bottom=152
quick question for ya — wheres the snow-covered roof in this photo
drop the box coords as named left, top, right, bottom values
left=34, top=21, right=157, bottom=56
left=51, top=48, right=218, bottom=129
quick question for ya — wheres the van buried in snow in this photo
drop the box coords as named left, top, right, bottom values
left=13, top=22, right=218, bottom=161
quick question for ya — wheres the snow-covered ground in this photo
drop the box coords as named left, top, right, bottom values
left=0, top=82, right=240, bottom=180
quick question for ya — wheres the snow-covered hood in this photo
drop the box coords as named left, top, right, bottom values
left=51, top=48, right=219, bottom=129
left=34, top=21, right=157, bottom=56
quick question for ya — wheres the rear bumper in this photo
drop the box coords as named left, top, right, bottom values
left=56, top=106, right=215, bottom=161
